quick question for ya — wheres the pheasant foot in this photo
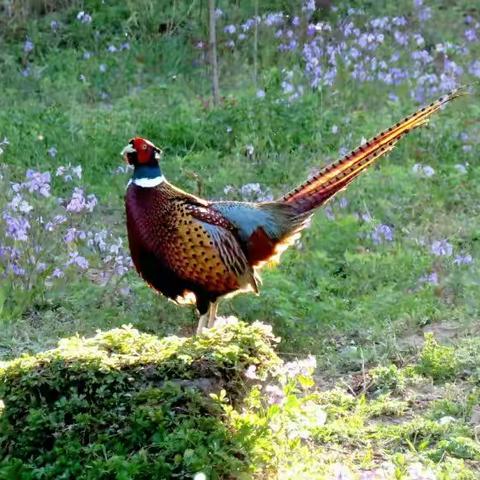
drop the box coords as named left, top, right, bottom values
left=196, top=302, right=219, bottom=334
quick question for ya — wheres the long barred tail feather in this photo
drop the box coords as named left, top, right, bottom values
left=281, top=88, right=465, bottom=213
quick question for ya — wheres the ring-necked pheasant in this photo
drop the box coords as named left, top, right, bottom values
left=122, top=90, right=462, bottom=334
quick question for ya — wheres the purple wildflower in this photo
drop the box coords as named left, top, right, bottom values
left=44, top=214, right=67, bottom=232
left=306, top=24, right=316, bottom=36
left=24, top=170, right=51, bottom=197
left=67, top=251, right=89, bottom=270
left=302, top=0, right=316, bottom=13
left=413, top=33, right=425, bottom=47
left=99, top=64, right=107, bottom=73
left=256, top=89, right=265, bottom=99
left=48, top=146, right=57, bottom=158
left=0, top=246, right=20, bottom=260
left=11, top=264, right=26, bottom=276
left=418, top=7, right=432, bottom=22
left=8, top=194, right=33, bottom=213
left=224, top=24, right=236, bottom=35
left=24, top=38, right=34, bottom=53
left=50, top=20, right=59, bottom=31
left=66, top=188, right=97, bottom=213
left=412, top=164, right=435, bottom=177
left=431, top=240, right=453, bottom=257
left=72, top=165, right=82, bottom=179
left=264, top=12, right=284, bottom=27
left=264, top=384, right=285, bottom=405
left=240, top=183, right=273, bottom=202
left=465, top=28, right=477, bottom=42
left=468, top=60, right=480, bottom=78
left=360, top=212, right=373, bottom=223
left=87, top=230, right=108, bottom=251
left=52, top=268, right=64, bottom=278
left=420, top=272, right=439, bottom=285
left=241, top=18, right=256, bottom=31
left=392, top=16, right=407, bottom=26
left=3, top=213, right=30, bottom=241
left=36, top=263, right=47, bottom=273
left=454, top=254, right=473, bottom=265
left=65, top=228, right=78, bottom=243
left=371, top=224, right=394, bottom=244
left=114, top=257, right=130, bottom=275
left=324, top=206, right=335, bottom=221
left=77, top=11, right=92, bottom=24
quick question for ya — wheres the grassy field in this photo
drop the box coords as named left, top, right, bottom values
left=0, top=0, right=479, bottom=477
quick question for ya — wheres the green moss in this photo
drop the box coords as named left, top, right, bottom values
left=417, top=333, right=459, bottom=382
left=431, top=436, right=480, bottom=462
left=369, top=364, right=407, bottom=394
left=0, top=321, right=280, bottom=479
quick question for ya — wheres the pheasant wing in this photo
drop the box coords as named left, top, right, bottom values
left=166, top=200, right=258, bottom=295
left=212, top=201, right=311, bottom=267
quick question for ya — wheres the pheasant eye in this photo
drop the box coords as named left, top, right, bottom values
left=142, top=144, right=147, bottom=150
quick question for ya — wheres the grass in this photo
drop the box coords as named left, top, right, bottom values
left=0, top=0, right=479, bottom=477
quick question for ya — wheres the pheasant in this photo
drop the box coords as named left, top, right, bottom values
left=122, top=89, right=462, bottom=334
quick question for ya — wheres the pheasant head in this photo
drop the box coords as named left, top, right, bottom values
left=122, top=137, right=162, bottom=166
left=122, top=137, right=165, bottom=187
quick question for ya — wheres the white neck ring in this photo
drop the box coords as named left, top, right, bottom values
left=130, top=175, right=165, bottom=187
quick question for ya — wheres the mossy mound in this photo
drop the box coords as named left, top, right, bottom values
left=0, top=320, right=280, bottom=479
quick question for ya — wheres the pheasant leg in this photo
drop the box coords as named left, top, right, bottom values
left=196, top=313, right=208, bottom=335
left=207, top=302, right=218, bottom=328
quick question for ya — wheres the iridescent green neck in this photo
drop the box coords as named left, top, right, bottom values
left=132, top=164, right=162, bottom=180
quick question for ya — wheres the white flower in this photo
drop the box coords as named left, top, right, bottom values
left=412, top=163, right=435, bottom=177
left=245, top=365, right=258, bottom=379
left=330, top=463, right=353, bottom=480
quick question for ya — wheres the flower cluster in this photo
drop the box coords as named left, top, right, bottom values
left=0, top=146, right=131, bottom=306
left=208, top=3, right=479, bottom=104
left=76, top=11, right=92, bottom=24
left=223, top=182, right=273, bottom=202
left=418, top=237, right=474, bottom=287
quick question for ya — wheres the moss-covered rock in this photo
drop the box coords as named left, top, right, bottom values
left=0, top=320, right=280, bottom=479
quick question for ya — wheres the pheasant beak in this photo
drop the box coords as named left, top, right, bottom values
left=121, top=144, right=136, bottom=163
left=121, top=144, right=136, bottom=155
